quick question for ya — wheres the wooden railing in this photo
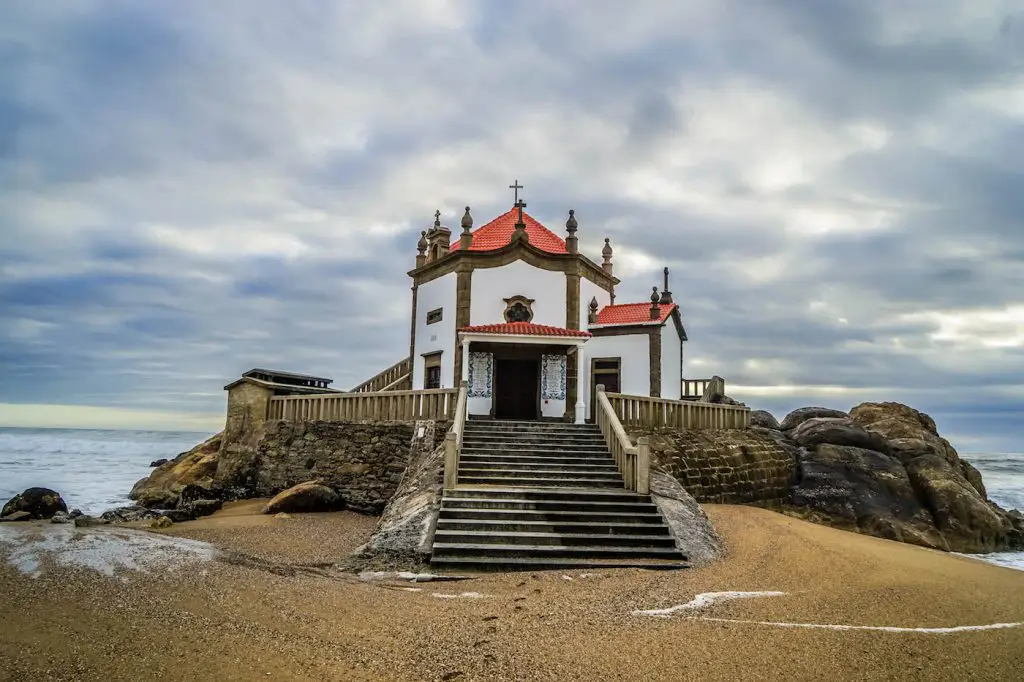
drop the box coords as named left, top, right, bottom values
left=595, top=385, right=650, bottom=494
left=682, top=377, right=725, bottom=401
left=443, top=382, right=469, bottom=490
left=607, top=391, right=750, bottom=430
left=267, top=388, right=457, bottom=422
left=350, top=358, right=412, bottom=393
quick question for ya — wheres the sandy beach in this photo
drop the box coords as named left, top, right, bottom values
left=1, top=502, right=1022, bottom=682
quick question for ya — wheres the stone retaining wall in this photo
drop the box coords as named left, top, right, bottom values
left=638, top=428, right=796, bottom=504
left=216, top=420, right=439, bottom=514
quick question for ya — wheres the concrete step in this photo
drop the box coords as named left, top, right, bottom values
left=457, top=459, right=618, bottom=471
left=428, top=556, right=688, bottom=571
left=462, top=433, right=608, bottom=445
left=435, top=518, right=672, bottom=536
left=430, top=542, right=685, bottom=560
left=462, top=444, right=614, bottom=454
left=460, top=454, right=616, bottom=466
left=437, top=508, right=667, bottom=524
left=444, top=487, right=651, bottom=503
left=457, top=467, right=621, bottom=479
left=456, top=476, right=623, bottom=488
left=441, top=497, right=659, bottom=513
left=465, top=421, right=601, bottom=433
left=432, top=530, right=678, bottom=548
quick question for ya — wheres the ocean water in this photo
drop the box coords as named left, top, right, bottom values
left=0, top=427, right=1021, bottom=570
left=0, top=427, right=213, bottom=515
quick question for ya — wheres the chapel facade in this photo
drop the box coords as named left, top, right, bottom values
left=407, top=190, right=687, bottom=423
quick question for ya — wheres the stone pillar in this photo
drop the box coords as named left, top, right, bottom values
left=564, top=270, right=581, bottom=422
left=461, top=339, right=471, bottom=384
left=649, top=328, right=662, bottom=398
left=223, top=379, right=274, bottom=449
left=453, top=266, right=472, bottom=385
left=575, top=342, right=587, bottom=424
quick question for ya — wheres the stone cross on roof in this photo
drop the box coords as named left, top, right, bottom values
left=509, top=179, right=523, bottom=204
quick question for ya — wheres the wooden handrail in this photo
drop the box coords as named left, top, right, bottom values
left=350, top=358, right=412, bottom=393
left=267, top=387, right=457, bottom=422
left=595, top=384, right=649, bottom=493
left=606, top=391, right=750, bottom=430
left=443, top=381, right=469, bottom=490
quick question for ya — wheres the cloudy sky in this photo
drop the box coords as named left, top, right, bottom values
left=2, top=1, right=1022, bottom=450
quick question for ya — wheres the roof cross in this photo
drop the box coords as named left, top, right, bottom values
left=515, top=197, right=527, bottom=226
left=509, top=179, right=523, bottom=204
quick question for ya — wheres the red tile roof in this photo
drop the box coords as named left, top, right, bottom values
left=459, top=322, right=591, bottom=338
left=449, top=207, right=568, bottom=254
left=593, top=302, right=677, bottom=326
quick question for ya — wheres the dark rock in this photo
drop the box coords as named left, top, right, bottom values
left=0, top=511, right=32, bottom=522
left=50, top=511, right=72, bottom=524
left=149, top=458, right=168, bottom=468
left=789, top=417, right=890, bottom=454
left=1, top=487, right=68, bottom=520
left=69, top=509, right=83, bottom=518
left=161, top=509, right=196, bottom=523
left=177, top=483, right=221, bottom=508
left=749, top=410, right=781, bottom=430
left=959, top=460, right=987, bottom=499
left=133, top=487, right=180, bottom=509
left=780, top=407, right=849, bottom=431
left=263, top=481, right=343, bottom=514
left=903, top=454, right=1011, bottom=553
left=129, top=433, right=222, bottom=509
left=792, top=444, right=947, bottom=550
left=101, top=506, right=161, bottom=523
left=184, top=499, right=222, bottom=518
left=73, top=515, right=108, bottom=528
left=151, top=516, right=173, bottom=529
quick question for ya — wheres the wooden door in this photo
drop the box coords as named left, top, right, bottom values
left=494, top=359, right=539, bottom=420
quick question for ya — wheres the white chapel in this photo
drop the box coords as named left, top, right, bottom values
left=408, top=185, right=687, bottom=423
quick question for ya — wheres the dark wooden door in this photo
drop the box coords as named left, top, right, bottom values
left=494, top=359, right=539, bottom=420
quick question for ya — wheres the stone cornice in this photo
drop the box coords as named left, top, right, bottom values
left=408, top=240, right=618, bottom=291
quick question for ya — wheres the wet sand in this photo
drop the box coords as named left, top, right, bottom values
left=1, top=502, right=1022, bottom=681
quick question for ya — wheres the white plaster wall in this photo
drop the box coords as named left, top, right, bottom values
left=470, top=260, right=567, bottom=326
left=412, top=274, right=457, bottom=389
left=584, top=334, right=650, bottom=396
left=541, top=398, right=566, bottom=419
left=468, top=396, right=491, bottom=415
left=579, top=277, right=609, bottom=329
left=661, top=322, right=683, bottom=400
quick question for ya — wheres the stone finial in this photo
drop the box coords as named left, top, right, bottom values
left=433, top=209, right=441, bottom=229
left=416, top=230, right=427, bottom=268
left=565, top=209, right=578, bottom=255
left=660, top=266, right=673, bottom=304
left=460, top=206, right=473, bottom=249
left=512, top=199, right=528, bottom=242
left=588, top=296, right=599, bottom=324
left=602, top=238, right=613, bottom=276
left=650, top=286, right=660, bottom=320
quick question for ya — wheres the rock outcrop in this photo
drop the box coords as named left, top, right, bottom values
left=774, top=401, right=1022, bottom=553
left=262, top=481, right=343, bottom=514
left=130, top=433, right=223, bottom=508
left=649, top=471, right=723, bottom=566
left=346, top=432, right=444, bottom=571
left=2, top=488, right=68, bottom=520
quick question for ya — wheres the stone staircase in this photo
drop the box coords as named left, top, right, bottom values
left=430, top=419, right=687, bottom=571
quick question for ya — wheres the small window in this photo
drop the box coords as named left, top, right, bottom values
left=425, top=366, right=441, bottom=389
left=595, top=359, right=620, bottom=371
left=426, top=308, right=443, bottom=325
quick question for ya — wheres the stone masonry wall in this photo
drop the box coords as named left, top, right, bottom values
left=216, top=420, right=430, bottom=514
left=637, top=428, right=797, bottom=505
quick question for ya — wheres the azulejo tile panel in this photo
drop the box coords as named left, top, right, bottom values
left=468, top=352, right=493, bottom=398
left=541, top=354, right=567, bottom=400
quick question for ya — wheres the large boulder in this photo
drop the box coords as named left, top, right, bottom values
left=262, top=481, right=343, bottom=515
left=749, top=410, right=781, bottom=430
left=780, top=407, right=849, bottom=431
left=789, top=417, right=890, bottom=454
left=792, top=444, right=947, bottom=550
left=1, top=487, right=68, bottom=520
left=649, top=470, right=723, bottom=566
left=130, top=433, right=222, bottom=508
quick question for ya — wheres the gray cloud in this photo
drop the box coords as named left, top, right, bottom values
left=0, top=1, right=1022, bottom=448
